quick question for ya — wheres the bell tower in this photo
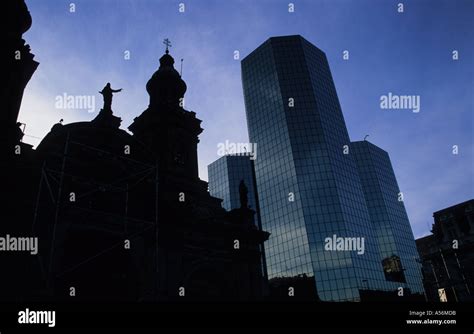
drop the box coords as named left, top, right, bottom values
left=128, top=40, right=202, bottom=181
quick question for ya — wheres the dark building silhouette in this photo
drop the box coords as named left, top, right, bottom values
left=416, top=199, right=474, bottom=302
left=1, top=0, right=38, bottom=156
left=1, top=0, right=269, bottom=302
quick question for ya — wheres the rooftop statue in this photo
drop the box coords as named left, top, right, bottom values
left=99, top=82, right=122, bottom=111
left=239, top=180, right=249, bottom=209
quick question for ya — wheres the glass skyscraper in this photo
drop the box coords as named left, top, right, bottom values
left=208, top=154, right=268, bottom=281
left=351, top=140, right=424, bottom=295
left=240, top=35, right=418, bottom=301
left=208, top=154, right=259, bottom=219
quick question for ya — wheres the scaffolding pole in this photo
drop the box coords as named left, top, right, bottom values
left=154, top=159, right=160, bottom=300
left=47, top=132, right=70, bottom=290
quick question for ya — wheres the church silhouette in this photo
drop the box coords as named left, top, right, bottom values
left=1, top=0, right=269, bottom=301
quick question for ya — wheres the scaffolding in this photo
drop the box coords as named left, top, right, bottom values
left=31, top=132, right=160, bottom=300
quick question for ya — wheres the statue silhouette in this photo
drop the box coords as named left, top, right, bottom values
left=239, top=180, right=249, bottom=209
left=99, top=82, right=122, bottom=111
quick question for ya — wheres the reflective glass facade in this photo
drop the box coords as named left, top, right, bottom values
left=241, top=35, right=392, bottom=301
left=208, top=155, right=258, bottom=220
left=351, top=141, right=424, bottom=294
left=208, top=154, right=268, bottom=280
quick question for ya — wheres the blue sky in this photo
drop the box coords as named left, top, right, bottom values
left=20, top=0, right=473, bottom=238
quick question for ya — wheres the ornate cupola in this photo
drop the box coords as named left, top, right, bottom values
left=146, top=40, right=186, bottom=109
left=128, top=39, right=203, bottom=183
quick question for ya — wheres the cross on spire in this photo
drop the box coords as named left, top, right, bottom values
left=163, top=38, right=172, bottom=54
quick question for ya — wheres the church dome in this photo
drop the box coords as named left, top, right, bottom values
left=146, top=49, right=186, bottom=108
